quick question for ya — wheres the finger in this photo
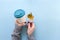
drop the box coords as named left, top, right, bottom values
left=28, top=23, right=30, bottom=29
left=22, top=22, right=25, bottom=25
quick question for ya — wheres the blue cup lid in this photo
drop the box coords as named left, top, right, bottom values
left=14, top=9, right=25, bottom=18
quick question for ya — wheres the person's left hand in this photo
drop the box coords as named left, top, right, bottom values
left=16, top=19, right=26, bottom=27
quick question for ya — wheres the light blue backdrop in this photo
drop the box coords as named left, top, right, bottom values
left=0, top=0, right=60, bottom=40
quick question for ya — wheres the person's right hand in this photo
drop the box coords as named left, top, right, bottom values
left=27, top=23, right=35, bottom=36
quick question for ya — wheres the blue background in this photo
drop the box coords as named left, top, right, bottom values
left=0, top=0, right=60, bottom=40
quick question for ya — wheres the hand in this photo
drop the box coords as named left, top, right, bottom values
left=16, top=20, right=26, bottom=26
left=27, top=23, right=35, bottom=36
